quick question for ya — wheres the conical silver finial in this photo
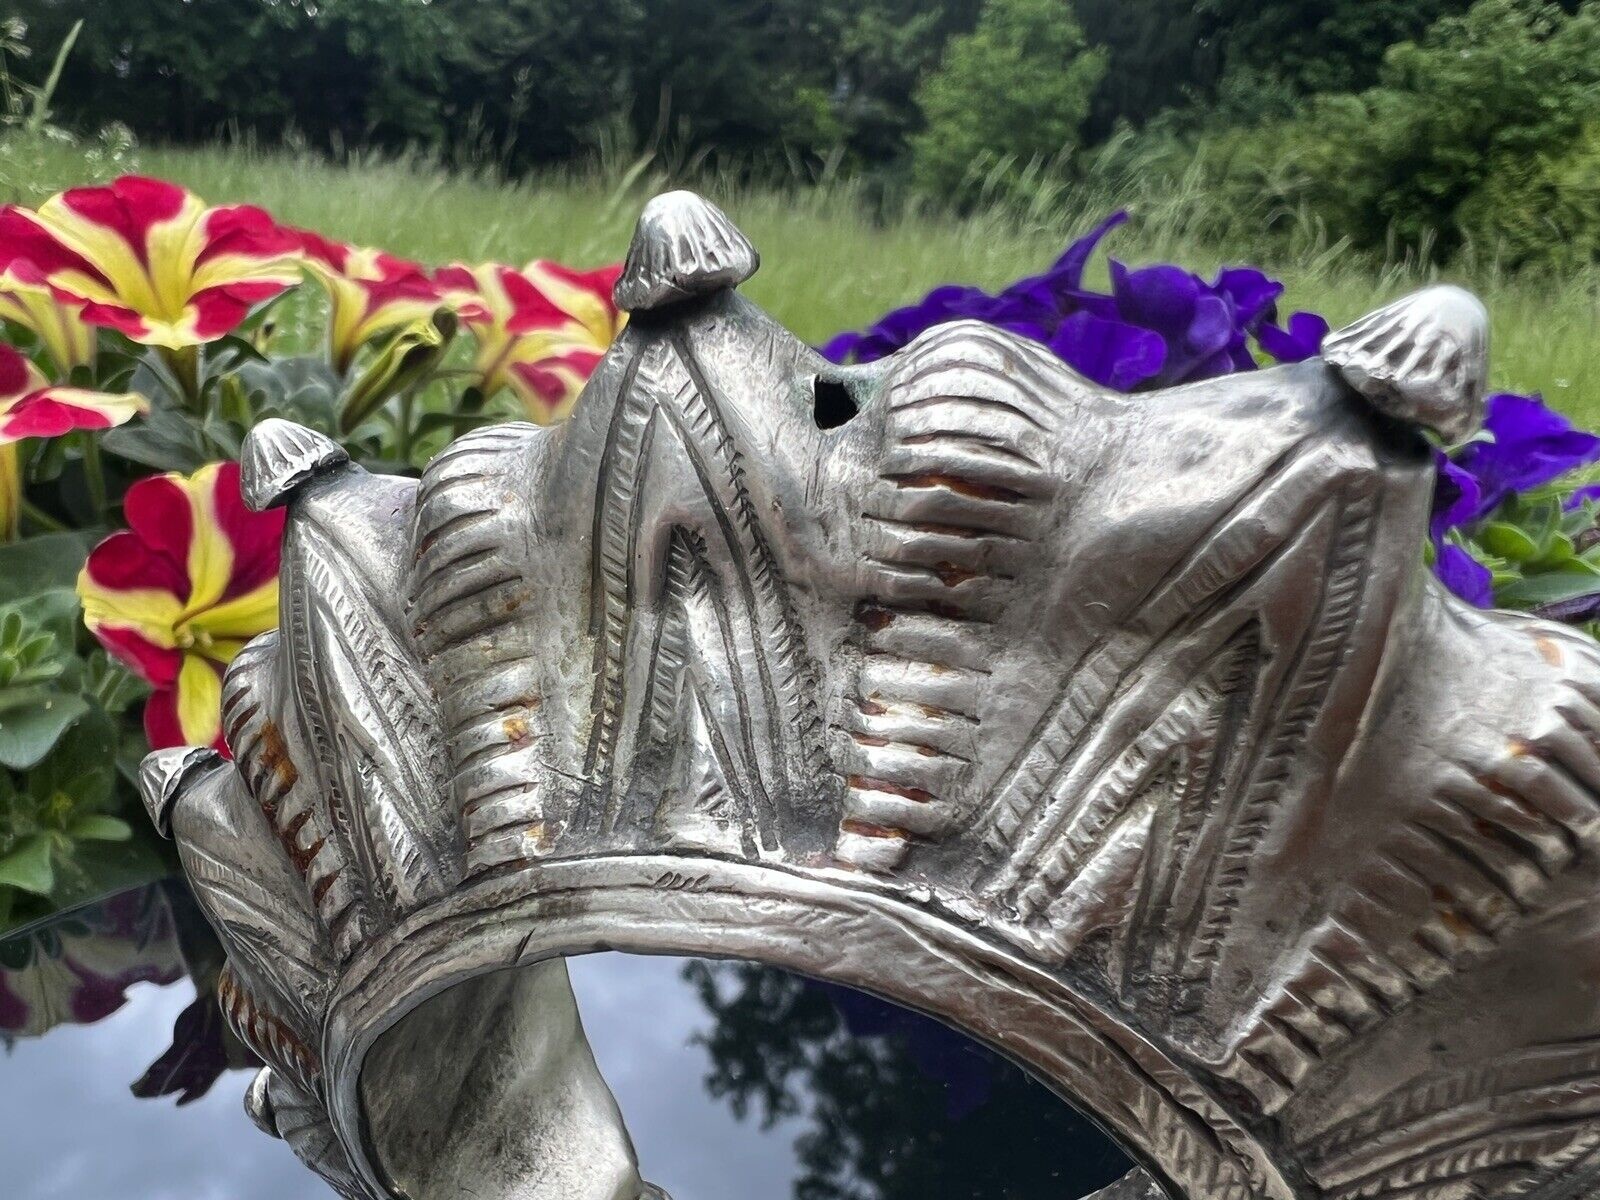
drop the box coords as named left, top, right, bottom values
left=1323, top=284, right=1488, bottom=443
left=240, top=418, right=350, bottom=512
left=613, top=191, right=759, bottom=314
left=137, top=745, right=225, bottom=837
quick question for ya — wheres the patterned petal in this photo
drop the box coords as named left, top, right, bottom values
left=444, top=260, right=624, bottom=419
left=79, top=460, right=284, bottom=697
left=0, top=260, right=98, bottom=374
left=0, top=340, right=39, bottom=401
left=94, top=624, right=184, bottom=688
left=296, top=231, right=441, bottom=372
left=214, top=460, right=287, bottom=596
left=143, top=659, right=228, bottom=754
left=18, top=177, right=303, bottom=349
left=79, top=524, right=188, bottom=687
left=193, top=580, right=280, bottom=646
left=524, top=260, right=625, bottom=345
left=0, top=387, right=147, bottom=444
left=0, top=345, right=145, bottom=443
left=0, top=204, right=110, bottom=290
left=173, top=462, right=271, bottom=612
left=507, top=347, right=607, bottom=422
left=121, top=473, right=200, bottom=597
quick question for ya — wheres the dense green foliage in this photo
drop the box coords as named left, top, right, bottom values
left=1200, top=0, right=1480, bottom=97
left=0, top=533, right=157, bottom=928
left=9, top=0, right=1600, bottom=265
left=1109, top=0, right=1600, bottom=266
left=6, top=0, right=985, bottom=177
left=1302, top=0, right=1600, bottom=261
left=910, top=0, right=1105, bottom=202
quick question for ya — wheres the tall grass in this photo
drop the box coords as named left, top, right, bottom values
left=4, top=134, right=1600, bottom=425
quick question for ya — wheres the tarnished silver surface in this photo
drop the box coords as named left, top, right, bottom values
left=141, top=191, right=1600, bottom=1200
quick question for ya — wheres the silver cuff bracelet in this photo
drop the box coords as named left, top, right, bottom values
left=141, top=191, right=1600, bottom=1200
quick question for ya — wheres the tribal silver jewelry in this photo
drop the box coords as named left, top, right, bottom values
left=143, top=191, right=1600, bottom=1200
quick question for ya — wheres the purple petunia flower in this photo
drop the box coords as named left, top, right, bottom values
left=1445, top=393, right=1600, bottom=525
left=1428, top=452, right=1494, bottom=605
left=1104, top=261, right=1279, bottom=386
left=819, top=284, right=999, bottom=365
left=1258, top=312, right=1331, bottom=363
left=1425, top=394, right=1600, bottom=608
left=1047, top=311, right=1167, bottom=391
left=818, top=213, right=1134, bottom=367
left=1433, top=542, right=1495, bottom=607
left=1563, top=482, right=1600, bottom=511
left=821, top=209, right=1294, bottom=398
left=1430, top=451, right=1484, bottom=538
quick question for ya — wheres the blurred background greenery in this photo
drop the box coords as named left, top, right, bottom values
left=1, top=0, right=1598, bottom=412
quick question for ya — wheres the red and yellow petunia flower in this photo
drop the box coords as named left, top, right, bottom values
left=77, top=461, right=285, bottom=754
left=437, top=260, right=624, bottom=423
left=0, top=342, right=146, bottom=446
left=0, top=342, right=147, bottom=539
left=293, top=229, right=444, bottom=373
left=0, top=259, right=97, bottom=375
left=0, top=176, right=303, bottom=350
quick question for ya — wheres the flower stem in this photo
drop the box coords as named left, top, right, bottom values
left=20, top=498, right=69, bottom=533
left=162, top=344, right=204, bottom=413
left=397, top=387, right=417, bottom=466
left=80, top=432, right=106, bottom=515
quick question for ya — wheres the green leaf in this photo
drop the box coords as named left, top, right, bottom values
left=67, top=814, right=131, bottom=842
left=0, top=693, right=89, bottom=770
left=1496, top=567, right=1600, bottom=608
left=236, top=356, right=342, bottom=431
left=28, top=434, right=69, bottom=484
left=1531, top=530, right=1580, bottom=570
left=340, top=311, right=456, bottom=433
left=208, top=334, right=270, bottom=371
left=8, top=589, right=79, bottom=646
left=84, top=652, right=148, bottom=716
left=26, top=703, right=116, bottom=812
left=45, top=832, right=171, bottom=913
left=100, top=405, right=216, bottom=473
left=0, top=833, right=55, bottom=895
left=0, top=534, right=94, bottom=603
left=1479, top=520, right=1541, bottom=562
left=115, top=718, right=151, bottom=787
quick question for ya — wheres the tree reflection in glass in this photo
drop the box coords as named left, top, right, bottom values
left=683, top=960, right=1134, bottom=1200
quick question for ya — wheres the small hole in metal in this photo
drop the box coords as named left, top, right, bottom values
left=812, top=376, right=858, bottom=430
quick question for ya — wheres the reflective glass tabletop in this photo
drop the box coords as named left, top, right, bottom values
left=1, top=883, right=1133, bottom=1200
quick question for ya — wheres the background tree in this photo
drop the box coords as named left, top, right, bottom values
left=1197, top=0, right=1480, bottom=98
left=820, top=0, right=983, bottom=173
left=1075, top=0, right=1221, bottom=139
left=1299, top=0, right=1600, bottom=258
left=432, top=0, right=636, bottom=168
left=910, top=0, right=1106, bottom=203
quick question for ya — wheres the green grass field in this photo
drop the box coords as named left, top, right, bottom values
left=7, top=138, right=1600, bottom=425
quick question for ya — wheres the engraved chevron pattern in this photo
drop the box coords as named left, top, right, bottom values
left=1298, top=1037, right=1600, bottom=1199
left=140, top=198, right=1600, bottom=1200
left=1219, top=671, right=1600, bottom=1116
